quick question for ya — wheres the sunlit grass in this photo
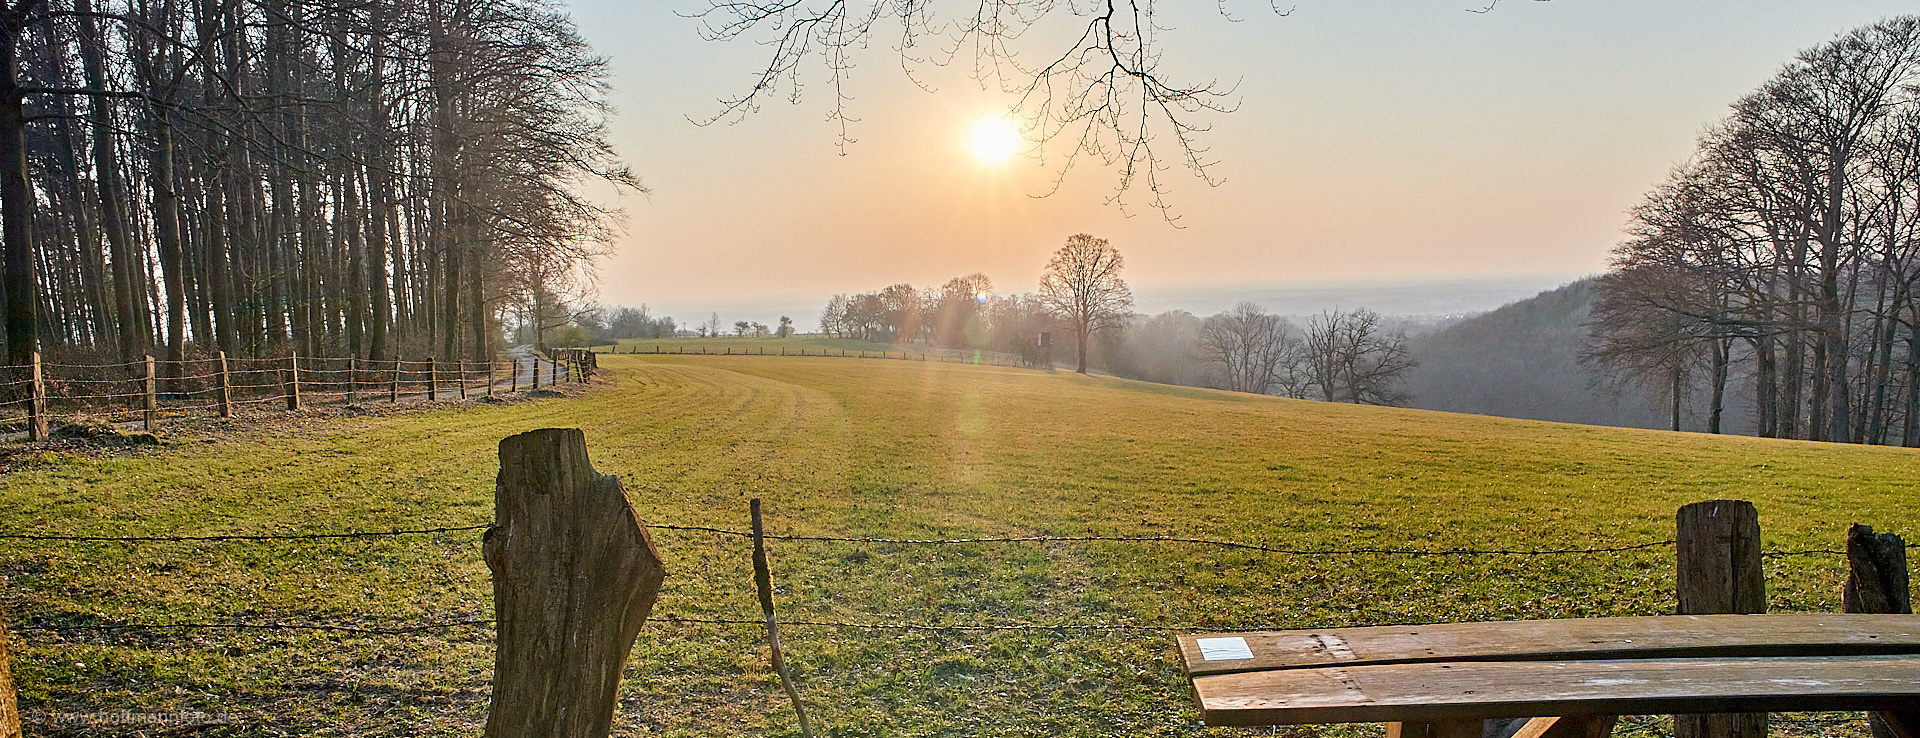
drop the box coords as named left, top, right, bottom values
left=1, top=355, right=1910, bottom=736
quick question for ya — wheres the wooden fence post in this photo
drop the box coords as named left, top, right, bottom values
left=390, top=358, right=401, bottom=404
left=1843, top=524, right=1916, bottom=738
left=349, top=356, right=359, bottom=405
left=143, top=355, right=156, bottom=431
left=459, top=361, right=469, bottom=400
left=483, top=428, right=666, bottom=738
left=551, top=355, right=560, bottom=386
left=218, top=351, right=232, bottom=418
left=1845, top=524, right=1910, bottom=615
left=26, top=352, right=44, bottom=441
left=531, top=358, right=540, bottom=390
left=427, top=357, right=438, bottom=401
left=284, top=351, right=302, bottom=411
left=1675, top=500, right=1766, bottom=738
left=488, top=362, right=496, bottom=397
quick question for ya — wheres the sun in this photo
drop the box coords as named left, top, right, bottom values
left=967, top=116, right=1021, bottom=164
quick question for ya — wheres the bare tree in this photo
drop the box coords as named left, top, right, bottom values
left=1303, top=308, right=1416, bottom=406
left=1199, top=301, right=1298, bottom=395
left=1039, top=233, right=1132, bottom=373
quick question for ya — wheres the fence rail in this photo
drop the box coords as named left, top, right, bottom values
left=0, top=349, right=595, bottom=440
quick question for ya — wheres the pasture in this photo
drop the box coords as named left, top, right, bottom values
left=1, top=353, right=1912, bottom=736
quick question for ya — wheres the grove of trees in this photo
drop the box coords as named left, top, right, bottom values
left=7, top=0, right=631, bottom=379
left=1589, top=16, right=1920, bottom=444
left=818, top=273, right=1056, bottom=363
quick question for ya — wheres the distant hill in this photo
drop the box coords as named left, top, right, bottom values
left=1403, top=278, right=1684, bottom=431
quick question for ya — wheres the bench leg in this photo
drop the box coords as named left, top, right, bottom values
left=1511, top=716, right=1619, bottom=738
left=1874, top=711, right=1918, bottom=738
left=1387, top=719, right=1483, bottom=738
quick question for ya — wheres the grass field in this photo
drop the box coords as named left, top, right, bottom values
left=2, top=354, right=1914, bottom=736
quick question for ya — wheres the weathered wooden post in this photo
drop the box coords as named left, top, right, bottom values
left=1843, top=524, right=1914, bottom=738
left=459, top=361, right=469, bottom=400
left=1675, top=500, right=1766, bottom=738
left=488, top=362, right=496, bottom=397
left=26, top=352, right=44, bottom=441
left=427, top=357, right=438, bottom=401
left=550, top=355, right=560, bottom=386
left=390, top=358, right=401, bottom=404
left=531, top=358, right=541, bottom=390
left=1845, top=524, right=1910, bottom=615
left=217, top=351, right=232, bottom=418
left=143, top=355, right=157, bottom=430
left=284, top=351, right=302, bottom=411
left=483, top=428, right=666, bottom=738
left=349, top=356, right=359, bottom=405
left=0, top=604, right=20, bottom=738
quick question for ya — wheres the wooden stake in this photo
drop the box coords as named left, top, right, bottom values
left=459, top=361, right=469, bottom=400
left=488, top=362, right=496, bottom=397
left=753, top=499, right=816, bottom=738
left=1675, top=500, right=1766, bottom=738
left=427, top=357, right=437, bottom=401
left=531, top=357, right=540, bottom=390
left=349, top=356, right=359, bottom=405
left=143, top=355, right=156, bottom=431
left=26, top=352, right=43, bottom=441
left=217, top=351, right=232, bottom=418
left=483, top=429, right=666, bottom=738
left=390, top=358, right=400, bottom=404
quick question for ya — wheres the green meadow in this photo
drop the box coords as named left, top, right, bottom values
left=1, top=354, right=1912, bottom=736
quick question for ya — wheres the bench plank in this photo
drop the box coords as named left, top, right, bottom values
left=1180, top=614, right=1920, bottom=676
left=1193, top=654, right=1920, bottom=725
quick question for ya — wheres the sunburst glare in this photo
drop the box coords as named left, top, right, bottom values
left=966, top=115, right=1021, bottom=164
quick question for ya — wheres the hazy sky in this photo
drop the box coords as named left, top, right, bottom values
left=563, top=0, right=1915, bottom=324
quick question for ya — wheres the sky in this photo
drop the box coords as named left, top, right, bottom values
left=560, top=0, right=1917, bottom=326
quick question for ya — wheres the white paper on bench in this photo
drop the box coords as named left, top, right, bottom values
left=1197, top=637, right=1254, bottom=661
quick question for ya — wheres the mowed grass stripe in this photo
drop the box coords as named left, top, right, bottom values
left=0, top=352, right=1909, bottom=736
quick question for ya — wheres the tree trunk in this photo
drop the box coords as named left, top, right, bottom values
left=0, top=9, right=36, bottom=369
left=76, top=0, right=142, bottom=361
left=151, top=109, right=189, bottom=376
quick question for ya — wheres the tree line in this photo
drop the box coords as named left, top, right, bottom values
left=815, top=233, right=1417, bottom=402
left=818, top=272, right=1057, bottom=364
left=1589, top=16, right=1920, bottom=444
left=5, top=0, right=629, bottom=379
left=1117, top=303, right=1416, bottom=405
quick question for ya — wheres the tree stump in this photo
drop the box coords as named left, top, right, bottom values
left=483, top=428, right=666, bottom=738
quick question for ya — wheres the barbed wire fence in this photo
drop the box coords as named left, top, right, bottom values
left=0, top=502, right=1876, bottom=736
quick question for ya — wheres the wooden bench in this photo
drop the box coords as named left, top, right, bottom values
left=1178, top=614, right=1920, bottom=738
